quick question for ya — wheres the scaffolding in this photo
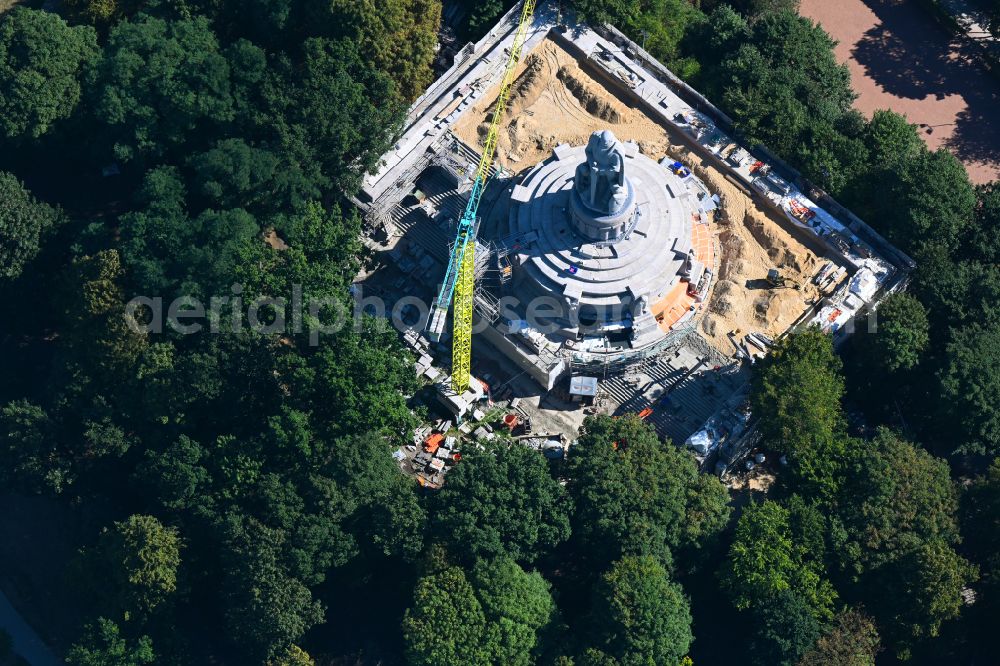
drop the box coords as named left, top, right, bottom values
left=427, top=0, right=538, bottom=394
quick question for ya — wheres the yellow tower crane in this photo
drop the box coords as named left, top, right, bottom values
left=427, top=0, right=537, bottom=394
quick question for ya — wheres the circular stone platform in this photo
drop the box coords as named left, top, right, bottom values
left=505, top=131, right=697, bottom=340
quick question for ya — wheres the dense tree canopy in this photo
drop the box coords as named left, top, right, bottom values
left=402, top=565, right=488, bottom=666
left=0, top=171, right=62, bottom=281
left=798, top=608, right=880, bottom=666
left=66, top=618, right=155, bottom=666
left=220, top=513, right=325, bottom=661
left=747, top=588, right=821, bottom=666
left=868, top=293, right=930, bottom=373
left=471, top=558, right=559, bottom=665
left=833, top=429, right=975, bottom=657
left=84, top=14, right=235, bottom=163
left=402, top=559, right=557, bottom=666
left=879, top=149, right=977, bottom=260
left=0, top=8, right=98, bottom=141
left=567, top=415, right=730, bottom=569
left=835, top=429, right=960, bottom=576
left=940, top=323, right=1000, bottom=456
left=458, top=0, right=510, bottom=36
left=328, top=0, right=441, bottom=102
left=434, top=441, right=572, bottom=564
left=751, top=328, right=847, bottom=497
left=723, top=500, right=835, bottom=619
left=967, top=182, right=1000, bottom=264
left=0, top=0, right=998, bottom=664
left=61, top=0, right=151, bottom=30
left=961, top=458, right=1000, bottom=661
left=588, top=555, right=693, bottom=666
left=0, top=399, right=69, bottom=493
left=85, top=514, right=183, bottom=619
left=690, top=7, right=854, bottom=162
left=962, top=458, right=1000, bottom=580
left=872, top=540, right=977, bottom=659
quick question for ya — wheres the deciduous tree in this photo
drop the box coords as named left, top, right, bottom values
left=328, top=0, right=442, bottom=102
left=133, top=435, right=211, bottom=512
left=89, top=514, right=182, bottom=618
left=435, top=441, right=571, bottom=564
left=941, top=323, right=1000, bottom=456
left=0, top=172, right=62, bottom=281
left=589, top=555, right=693, bottom=666
left=868, top=293, right=930, bottom=373
left=880, top=149, right=976, bottom=259
left=85, top=14, right=234, bottom=163
left=66, top=618, right=154, bottom=666
left=749, top=588, right=821, bottom=666
left=751, top=328, right=847, bottom=498
left=872, top=540, right=977, bottom=659
left=0, top=8, right=98, bottom=140
left=402, top=565, right=488, bottom=666
left=967, top=182, right=1000, bottom=264
left=723, top=500, right=835, bottom=619
left=835, top=428, right=960, bottom=576
left=0, top=399, right=71, bottom=494
left=798, top=608, right=880, bottom=666
left=831, top=429, right=974, bottom=657
left=220, top=513, right=324, bottom=662
left=567, top=415, right=730, bottom=569
left=472, top=558, right=558, bottom=665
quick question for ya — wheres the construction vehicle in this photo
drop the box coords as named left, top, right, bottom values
left=425, top=0, right=537, bottom=395
left=766, top=268, right=800, bottom=290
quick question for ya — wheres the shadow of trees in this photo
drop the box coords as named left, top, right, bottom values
left=849, top=0, right=1000, bottom=175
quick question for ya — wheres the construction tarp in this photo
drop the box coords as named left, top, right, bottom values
left=685, top=428, right=716, bottom=457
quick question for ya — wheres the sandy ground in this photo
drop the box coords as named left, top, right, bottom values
left=453, top=39, right=672, bottom=169
left=454, top=37, right=828, bottom=356
left=801, top=0, right=1000, bottom=184
left=673, top=145, right=823, bottom=352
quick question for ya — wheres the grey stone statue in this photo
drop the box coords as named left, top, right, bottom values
left=575, top=130, right=627, bottom=215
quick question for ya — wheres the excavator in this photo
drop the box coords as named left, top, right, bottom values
left=765, top=268, right=800, bottom=290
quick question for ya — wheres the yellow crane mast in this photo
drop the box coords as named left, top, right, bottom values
left=429, top=0, right=538, bottom=395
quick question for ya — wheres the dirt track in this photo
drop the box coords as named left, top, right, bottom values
left=800, top=0, right=1000, bottom=184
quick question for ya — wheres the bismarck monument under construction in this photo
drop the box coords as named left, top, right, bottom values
left=355, top=1, right=912, bottom=467
left=507, top=128, right=710, bottom=346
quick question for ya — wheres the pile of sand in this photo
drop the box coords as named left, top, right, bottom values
left=556, top=66, right=623, bottom=123
left=454, top=39, right=670, bottom=168
left=679, top=146, right=823, bottom=352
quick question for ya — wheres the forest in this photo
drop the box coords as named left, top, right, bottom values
left=0, top=0, right=997, bottom=664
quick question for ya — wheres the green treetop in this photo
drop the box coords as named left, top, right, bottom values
left=567, top=414, right=730, bottom=570
left=434, top=442, right=571, bottom=564
left=587, top=555, right=693, bottom=666
left=0, top=8, right=98, bottom=140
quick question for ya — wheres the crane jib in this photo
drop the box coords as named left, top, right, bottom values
left=424, top=0, right=537, bottom=396
left=432, top=0, right=537, bottom=314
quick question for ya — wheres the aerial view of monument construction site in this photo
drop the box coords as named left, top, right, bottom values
left=1, top=0, right=998, bottom=664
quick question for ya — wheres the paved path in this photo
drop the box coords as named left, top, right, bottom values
left=941, top=0, right=1000, bottom=47
left=0, top=590, right=60, bottom=666
left=801, top=0, right=1000, bottom=183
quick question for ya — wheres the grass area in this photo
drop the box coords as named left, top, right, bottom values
left=0, top=0, right=23, bottom=14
